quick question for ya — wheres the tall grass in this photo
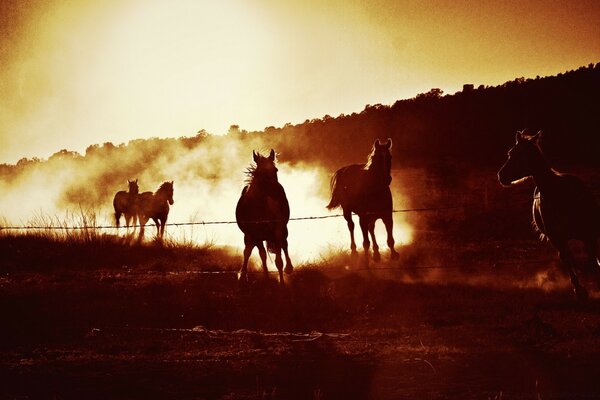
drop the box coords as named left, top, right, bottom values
left=0, top=209, right=224, bottom=272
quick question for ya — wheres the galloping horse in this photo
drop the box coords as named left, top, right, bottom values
left=327, top=138, right=399, bottom=266
left=113, top=179, right=139, bottom=231
left=498, top=130, right=600, bottom=299
left=236, top=149, right=293, bottom=284
left=137, top=181, right=174, bottom=242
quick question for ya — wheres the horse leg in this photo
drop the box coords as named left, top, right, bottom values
left=283, top=239, right=293, bottom=275
left=239, top=235, right=254, bottom=283
left=152, top=218, right=161, bottom=241
left=383, top=213, right=399, bottom=260
left=257, top=242, right=268, bottom=278
left=131, top=213, right=138, bottom=235
left=124, top=213, right=132, bottom=233
left=115, top=212, right=121, bottom=229
left=138, top=216, right=148, bottom=243
left=274, top=246, right=284, bottom=285
left=359, top=216, right=371, bottom=268
left=344, top=208, right=357, bottom=258
left=160, top=216, right=167, bottom=240
left=559, top=249, right=588, bottom=301
left=369, top=220, right=380, bottom=262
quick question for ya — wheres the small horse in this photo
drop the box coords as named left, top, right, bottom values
left=327, top=138, right=399, bottom=266
left=113, top=179, right=139, bottom=232
left=137, top=181, right=174, bottom=242
left=236, top=149, right=293, bottom=284
left=498, top=130, right=600, bottom=299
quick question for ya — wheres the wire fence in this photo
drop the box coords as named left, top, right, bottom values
left=0, top=205, right=466, bottom=231
left=0, top=202, right=563, bottom=274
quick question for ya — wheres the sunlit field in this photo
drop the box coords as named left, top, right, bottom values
left=0, top=164, right=414, bottom=266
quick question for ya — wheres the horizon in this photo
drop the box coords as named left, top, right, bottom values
left=2, top=64, right=596, bottom=166
left=2, top=0, right=600, bottom=164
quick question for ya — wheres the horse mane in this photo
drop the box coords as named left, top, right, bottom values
left=363, top=145, right=377, bottom=170
left=156, top=181, right=172, bottom=194
left=244, top=164, right=257, bottom=184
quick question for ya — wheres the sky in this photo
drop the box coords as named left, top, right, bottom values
left=1, top=0, right=599, bottom=164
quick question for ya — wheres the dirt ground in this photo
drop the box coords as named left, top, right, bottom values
left=2, top=239, right=600, bottom=400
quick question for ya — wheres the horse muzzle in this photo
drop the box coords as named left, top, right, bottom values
left=497, top=172, right=514, bottom=186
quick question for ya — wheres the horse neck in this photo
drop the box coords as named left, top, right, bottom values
left=246, top=176, right=276, bottom=197
left=365, top=160, right=390, bottom=186
left=530, top=156, right=557, bottom=194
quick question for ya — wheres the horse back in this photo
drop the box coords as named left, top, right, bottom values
left=113, top=191, right=134, bottom=212
left=534, top=174, right=600, bottom=243
left=331, top=163, right=392, bottom=214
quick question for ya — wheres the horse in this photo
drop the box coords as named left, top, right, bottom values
left=235, top=149, right=293, bottom=284
left=113, top=179, right=139, bottom=232
left=137, top=181, right=174, bottom=242
left=498, top=130, right=600, bottom=299
left=327, top=138, right=399, bottom=266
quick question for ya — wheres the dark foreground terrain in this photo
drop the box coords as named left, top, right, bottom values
left=1, top=235, right=600, bottom=400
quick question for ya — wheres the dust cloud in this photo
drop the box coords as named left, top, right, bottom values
left=0, top=134, right=413, bottom=264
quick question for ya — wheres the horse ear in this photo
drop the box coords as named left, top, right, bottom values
left=385, top=138, right=392, bottom=149
left=253, top=151, right=259, bottom=162
left=374, top=139, right=382, bottom=148
left=268, top=149, right=275, bottom=161
left=134, top=179, right=138, bottom=184
left=515, top=131, right=524, bottom=143
left=531, top=130, right=542, bottom=143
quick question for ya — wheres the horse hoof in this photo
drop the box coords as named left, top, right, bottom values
left=373, top=252, right=381, bottom=263
left=237, top=271, right=248, bottom=283
left=284, top=265, right=294, bottom=275
left=390, top=251, right=400, bottom=261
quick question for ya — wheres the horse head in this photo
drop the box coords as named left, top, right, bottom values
left=498, top=130, right=546, bottom=186
left=366, top=138, right=392, bottom=185
left=158, top=181, right=174, bottom=205
left=127, top=179, right=139, bottom=195
left=251, top=149, right=279, bottom=186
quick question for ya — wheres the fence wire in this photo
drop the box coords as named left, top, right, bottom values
left=0, top=205, right=466, bottom=231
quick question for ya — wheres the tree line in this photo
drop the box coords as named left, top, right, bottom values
left=3, top=62, right=599, bottom=182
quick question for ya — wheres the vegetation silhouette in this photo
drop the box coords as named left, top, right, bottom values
left=235, top=149, right=293, bottom=285
left=2, top=64, right=598, bottom=203
left=498, top=130, right=600, bottom=299
left=137, top=181, right=174, bottom=242
left=327, top=139, right=399, bottom=266
left=112, top=179, right=139, bottom=232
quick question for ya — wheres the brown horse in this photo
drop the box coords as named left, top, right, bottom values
left=235, top=149, right=293, bottom=284
left=137, top=181, right=174, bottom=242
left=498, top=130, right=600, bottom=299
left=113, top=179, right=139, bottom=232
left=327, top=139, right=399, bottom=266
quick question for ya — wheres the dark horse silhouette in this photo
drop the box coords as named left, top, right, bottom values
left=498, top=130, right=600, bottom=299
left=137, top=181, right=174, bottom=242
left=113, top=179, right=139, bottom=231
left=327, top=138, right=399, bottom=266
left=236, top=149, right=293, bottom=284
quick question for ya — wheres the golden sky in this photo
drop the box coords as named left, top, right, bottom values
left=1, top=0, right=599, bottom=163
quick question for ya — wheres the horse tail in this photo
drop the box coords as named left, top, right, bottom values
left=266, top=241, right=277, bottom=254
left=327, top=169, right=343, bottom=210
left=114, top=211, right=121, bottom=228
